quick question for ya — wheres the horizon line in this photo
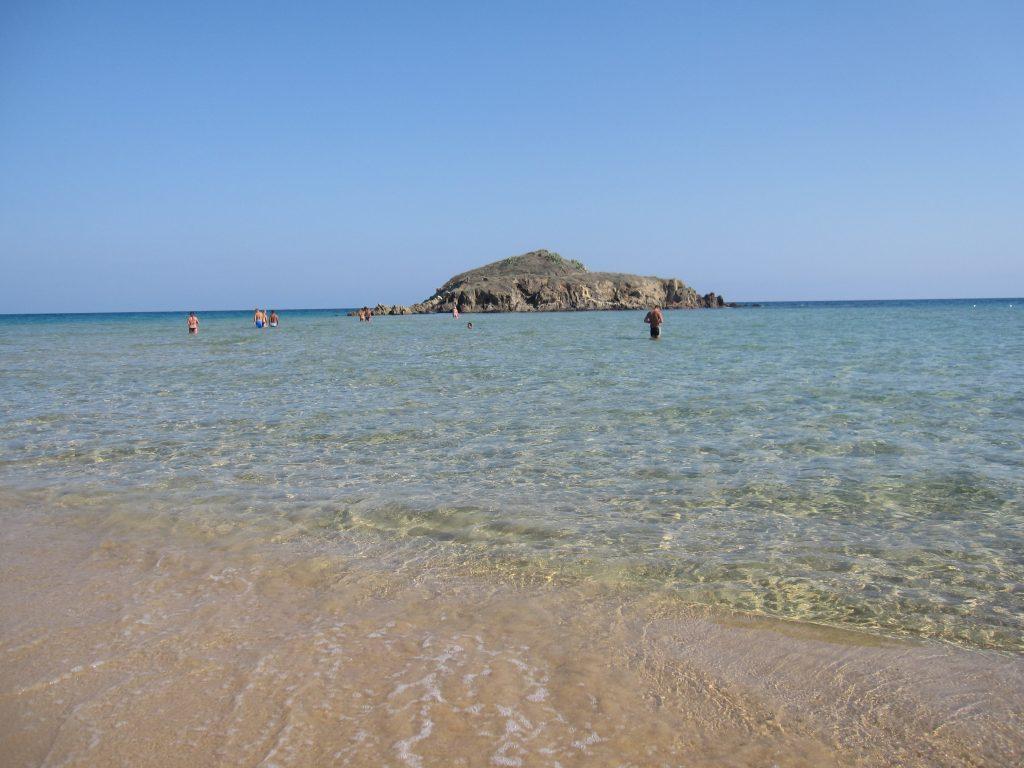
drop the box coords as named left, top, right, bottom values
left=1, top=296, right=1021, bottom=317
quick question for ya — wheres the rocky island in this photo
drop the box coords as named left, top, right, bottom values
left=366, top=249, right=730, bottom=315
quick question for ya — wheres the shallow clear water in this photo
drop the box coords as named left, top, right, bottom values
left=1, top=300, right=1022, bottom=652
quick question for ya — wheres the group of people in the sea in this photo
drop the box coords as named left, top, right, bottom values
left=252, top=308, right=280, bottom=328
left=186, top=304, right=664, bottom=337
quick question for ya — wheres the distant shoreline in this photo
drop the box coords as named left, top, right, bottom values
left=2, top=297, right=1020, bottom=318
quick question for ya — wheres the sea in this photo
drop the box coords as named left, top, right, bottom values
left=1, top=299, right=1022, bottom=767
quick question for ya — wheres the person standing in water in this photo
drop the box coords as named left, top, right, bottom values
left=187, top=312, right=199, bottom=335
left=254, top=308, right=266, bottom=328
left=452, top=303, right=460, bottom=319
left=644, top=306, right=664, bottom=339
left=269, top=310, right=279, bottom=327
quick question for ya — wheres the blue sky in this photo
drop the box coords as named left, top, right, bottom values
left=1, top=1, right=1021, bottom=312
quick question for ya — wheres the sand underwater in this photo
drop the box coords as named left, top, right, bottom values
left=1, top=303, right=1022, bottom=766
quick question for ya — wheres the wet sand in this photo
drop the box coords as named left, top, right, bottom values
left=2, top=507, right=1021, bottom=768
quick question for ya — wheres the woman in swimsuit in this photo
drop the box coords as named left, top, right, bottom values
left=187, top=312, right=199, bottom=335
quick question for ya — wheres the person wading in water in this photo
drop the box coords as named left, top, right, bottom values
left=644, top=306, right=664, bottom=339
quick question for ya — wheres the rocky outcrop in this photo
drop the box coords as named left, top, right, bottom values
left=347, top=304, right=412, bottom=316
left=373, top=303, right=412, bottom=316
left=402, top=250, right=725, bottom=314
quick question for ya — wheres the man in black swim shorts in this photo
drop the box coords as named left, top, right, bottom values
left=644, top=306, right=663, bottom=338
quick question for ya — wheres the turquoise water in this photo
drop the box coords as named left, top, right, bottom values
left=1, top=301, right=1022, bottom=651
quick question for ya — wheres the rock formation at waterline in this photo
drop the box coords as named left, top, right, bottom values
left=372, top=250, right=727, bottom=314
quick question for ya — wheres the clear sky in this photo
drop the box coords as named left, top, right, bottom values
left=1, top=1, right=1021, bottom=312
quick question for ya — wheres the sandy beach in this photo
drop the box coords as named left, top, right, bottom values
left=3, top=495, right=1022, bottom=768
left=4, top=1, right=1023, bottom=763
